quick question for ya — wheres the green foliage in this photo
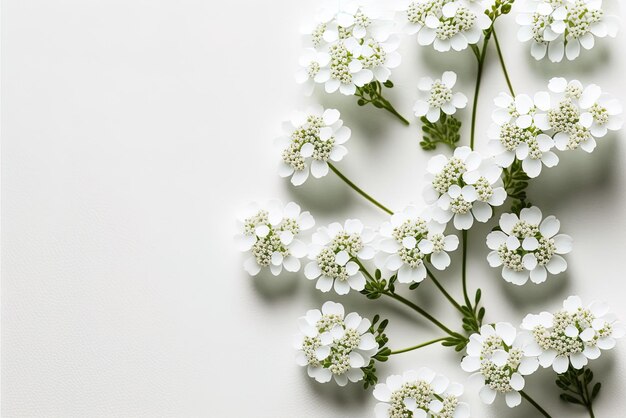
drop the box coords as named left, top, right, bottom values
left=419, top=114, right=462, bottom=151
left=356, top=81, right=410, bottom=125
left=556, top=366, right=601, bottom=414
left=486, top=0, right=515, bottom=22
left=362, top=314, right=392, bottom=389
left=356, top=81, right=392, bottom=109
left=361, top=269, right=397, bottom=300
left=441, top=289, right=485, bottom=351
left=503, top=159, right=531, bottom=214
left=441, top=334, right=470, bottom=352
left=461, top=289, right=486, bottom=334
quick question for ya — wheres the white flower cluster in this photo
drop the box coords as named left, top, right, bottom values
left=297, top=1, right=401, bottom=95
left=546, top=77, right=623, bottom=152
left=414, top=71, right=468, bottom=123
left=236, top=201, right=314, bottom=276
left=305, top=220, right=376, bottom=295
left=276, top=106, right=351, bottom=186
left=487, top=92, right=558, bottom=178
left=489, top=77, right=623, bottom=176
left=486, top=207, right=572, bottom=285
left=522, top=296, right=625, bottom=373
left=461, top=323, right=539, bottom=408
left=401, top=0, right=492, bottom=51
left=516, top=0, right=619, bottom=62
left=373, top=368, right=470, bottom=418
left=376, top=206, right=459, bottom=284
left=295, top=301, right=379, bottom=386
left=424, top=146, right=507, bottom=230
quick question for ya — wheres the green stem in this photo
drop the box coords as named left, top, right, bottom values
left=519, top=391, right=553, bottom=418
left=492, top=28, right=515, bottom=96
left=382, top=291, right=462, bottom=339
left=389, top=337, right=447, bottom=355
left=426, top=268, right=464, bottom=314
left=379, top=95, right=410, bottom=126
left=470, top=36, right=490, bottom=150
left=461, top=230, right=472, bottom=310
left=328, top=163, right=393, bottom=215
left=355, top=260, right=375, bottom=281
left=582, top=377, right=596, bottom=418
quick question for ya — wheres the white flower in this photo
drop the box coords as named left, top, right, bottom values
left=305, top=219, right=376, bottom=295
left=295, top=48, right=331, bottom=95
left=299, top=1, right=402, bottom=96
left=486, top=207, right=572, bottom=285
left=521, top=296, right=626, bottom=373
left=295, top=301, right=379, bottom=386
left=516, top=0, right=619, bottom=62
left=414, top=71, right=468, bottom=123
left=236, top=201, right=314, bottom=276
left=424, top=147, right=507, bottom=230
left=376, top=206, right=459, bottom=284
left=461, top=323, right=540, bottom=408
left=487, top=92, right=558, bottom=178
left=275, top=106, right=351, bottom=186
left=373, top=368, right=470, bottom=418
left=542, top=77, right=623, bottom=153
left=401, top=0, right=492, bottom=52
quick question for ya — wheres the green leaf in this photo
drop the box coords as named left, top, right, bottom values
left=419, top=115, right=462, bottom=151
left=592, top=383, right=601, bottom=399
left=560, top=394, right=583, bottom=405
left=556, top=366, right=601, bottom=411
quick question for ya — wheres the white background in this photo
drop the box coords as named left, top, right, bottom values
left=3, top=1, right=626, bottom=417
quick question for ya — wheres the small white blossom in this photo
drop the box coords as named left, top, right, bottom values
left=376, top=206, right=459, bottom=284
left=295, top=301, right=379, bottom=386
left=305, top=219, right=376, bottom=295
left=414, top=71, right=468, bottom=123
left=522, top=296, right=626, bottom=373
left=236, top=201, right=314, bottom=276
left=539, top=77, right=623, bottom=153
left=275, top=106, right=351, bottom=186
left=373, top=368, right=470, bottom=418
left=486, top=207, right=572, bottom=285
left=295, top=49, right=332, bottom=95
left=516, top=0, right=619, bottom=62
left=424, top=147, right=507, bottom=230
left=401, top=0, right=492, bottom=51
left=461, top=323, right=540, bottom=408
left=298, top=1, right=402, bottom=95
left=487, top=92, right=559, bottom=178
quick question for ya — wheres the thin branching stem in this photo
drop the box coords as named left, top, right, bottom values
left=328, top=163, right=393, bottom=215
left=520, top=391, right=553, bottom=418
left=492, top=28, right=515, bottom=96
left=389, top=337, right=447, bottom=355
left=470, top=36, right=490, bottom=150
left=461, top=230, right=471, bottom=312
left=382, top=291, right=462, bottom=339
left=426, top=267, right=464, bottom=313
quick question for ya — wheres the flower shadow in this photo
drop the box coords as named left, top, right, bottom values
left=497, top=270, right=572, bottom=313
left=302, top=371, right=371, bottom=416
left=312, top=84, right=396, bottom=146
left=526, top=42, right=612, bottom=79
left=283, top=174, right=355, bottom=216
left=418, top=46, right=476, bottom=78
left=526, top=132, right=619, bottom=208
left=250, top=268, right=301, bottom=302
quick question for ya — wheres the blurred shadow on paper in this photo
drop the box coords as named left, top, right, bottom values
left=251, top=269, right=300, bottom=301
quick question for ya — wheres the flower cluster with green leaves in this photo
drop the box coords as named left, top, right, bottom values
left=238, top=1, right=623, bottom=417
